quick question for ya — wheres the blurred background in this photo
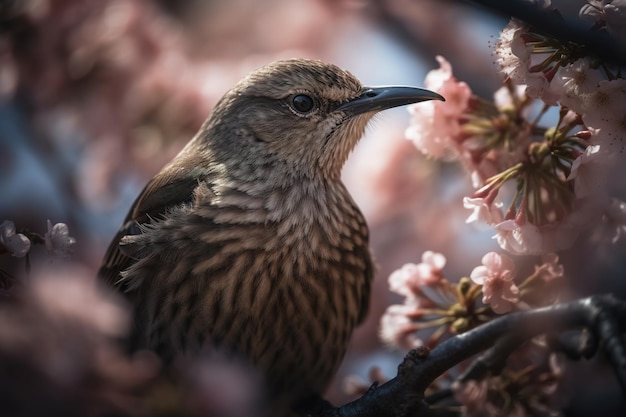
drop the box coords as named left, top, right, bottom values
left=1, top=0, right=625, bottom=415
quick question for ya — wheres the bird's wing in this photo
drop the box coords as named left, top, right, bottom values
left=98, top=157, right=209, bottom=290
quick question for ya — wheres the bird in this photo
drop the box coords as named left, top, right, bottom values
left=98, top=58, right=443, bottom=415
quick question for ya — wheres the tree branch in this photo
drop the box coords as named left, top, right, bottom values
left=461, top=0, right=626, bottom=66
left=317, top=295, right=626, bottom=417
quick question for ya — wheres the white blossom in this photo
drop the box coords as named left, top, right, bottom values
left=45, top=220, right=76, bottom=258
left=0, top=220, right=31, bottom=257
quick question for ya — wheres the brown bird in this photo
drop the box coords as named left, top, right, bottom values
left=98, top=58, right=443, bottom=415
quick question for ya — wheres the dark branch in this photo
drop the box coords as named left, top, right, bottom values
left=461, top=0, right=626, bottom=66
left=456, top=333, right=525, bottom=383
left=318, top=295, right=626, bottom=417
left=595, top=309, right=626, bottom=392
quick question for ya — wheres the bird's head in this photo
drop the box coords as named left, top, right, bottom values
left=199, top=59, right=444, bottom=182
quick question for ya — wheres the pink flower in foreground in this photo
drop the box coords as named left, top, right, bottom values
left=551, top=59, right=603, bottom=114
left=0, top=220, right=31, bottom=257
left=463, top=196, right=504, bottom=225
left=567, top=144, right=608, bottom=199
left=470, top=252, right=520, bottom=314
left=379, top=304, right=423, bottom=350
left=581, top=79, right=626, bottom=153
left=389, top=251, right=447, bottom=299
left=424, top=56, right=471, bottom=119
left=494, top=16, right=566, bottom=105
left=580, top=0, right=626, bottom=42
left=32, top=272, right=129, bottom=337
left=494, top=20, right=531, bottom=84
left=405, top=56, right=471, bottom=160
left=538, top=253, right=564, bottom=282
left=494, top=218, right=544, bottom=255
left=495, top=20, right=559, bottom=104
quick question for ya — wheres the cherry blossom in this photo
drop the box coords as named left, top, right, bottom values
left=494, top=218, right=545, bottom=255
left=388, top=251, right=447, bottom=300
left=45, top=220, right=76, bottom=258
left=538, top=253, right=564, bottom=282
left=0, top=220, right=31, bottom=257
left=581, top=79, right=626, bottom=153
left=379, top=304, right=423, bottom=350
left=567, top=144, right=608, bottom=199
left=405, top=55, right=471, bottom=159
left=580, top=0, right=626, bottom=42
left=494, top=20, right=560, bottom=105
left=494, top=20, right=531, bottom=84
left=551, top=59, right=603, bottom=114
left=470, top=252, right=520, bottom=314
left=463, top=196, right=504, bottom=225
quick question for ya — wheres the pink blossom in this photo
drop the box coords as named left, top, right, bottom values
left=494, top=218, right=544, bottom=255
left=580, top=0, right=626, bottom=42
left=605, top=1, right=626, bottom=41
left=388, top=251, right=446, bottom=298
left=0, top=220, right=31, bottom=257
left=525, top=73, right=560, bottom=105
left=567, top=144, right=610, bottom=199
left=495, top=20, right=531, bottom=83
left=552, top=59, right=603, bottom=113
left=421, top=250, right=446, bottom=271
left=580, top=0, right=608, bottom=23
left=494, top=20, right=560, bottom=104
left=493, top=83, right=527, bottom=109
left=405, top=102, right=458, bottom=159
left=379, top=304, right=423, bottom=350
left=581, top=79, right=626, bottom=153
left=32, top=272, right=129, bottom=337
left=464, top=196, right=504, bottom=225
left=45, top=220, right=76, bottom=258
left=538, top=253, right=564, bottom=282
left=405, top=56, right=471, bottom=159
left=470, top=252, right=520, bottom=314
left=424, top=56, right=471, bottom=118
left=494, top=20, right=559, bottom=104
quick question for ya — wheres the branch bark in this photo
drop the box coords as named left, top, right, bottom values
left=317, top=295, right=626, bottom=417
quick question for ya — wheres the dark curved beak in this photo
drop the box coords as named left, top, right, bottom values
left=336, top=86, right=444, bottom=116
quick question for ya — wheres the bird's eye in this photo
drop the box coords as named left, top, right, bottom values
left=291, top=94, right=316, bottom=114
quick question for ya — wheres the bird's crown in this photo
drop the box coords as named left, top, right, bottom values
left=238, top=59, right=364, bottom=105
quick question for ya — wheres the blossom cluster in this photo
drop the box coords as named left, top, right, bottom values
left=381, top=1, right=626, bottom=415
left=452, top=351, right=562, bottom=417
left=380, top=250, right=564, bottom=415
left=0, top=219, right=75, bottom=259
left=405, top=0, right=626, bottom=255
left=380, top=250, right=563, bottom=347
left=0, top=219, right=76, bottom=289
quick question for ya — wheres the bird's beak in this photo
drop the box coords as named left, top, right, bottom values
left=336, top=86, right=444, bottom=116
